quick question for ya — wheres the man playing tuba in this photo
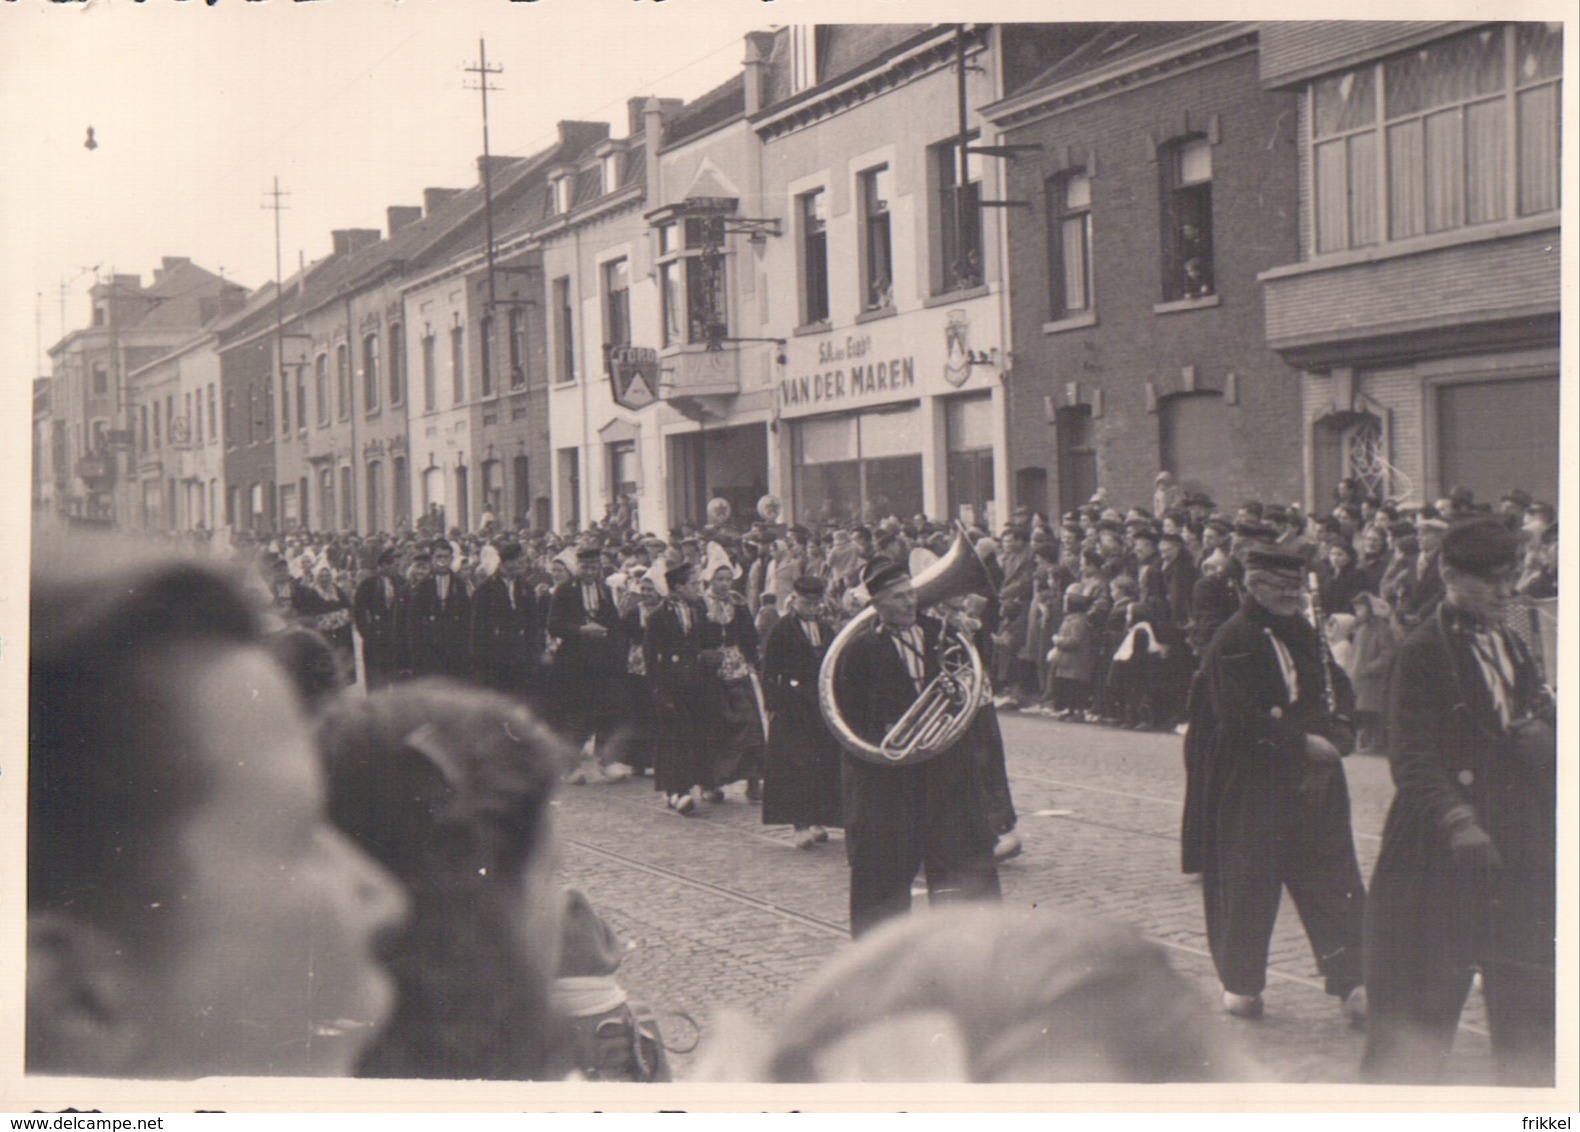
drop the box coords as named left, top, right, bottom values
left=830, top=556, right=1001, bottom=938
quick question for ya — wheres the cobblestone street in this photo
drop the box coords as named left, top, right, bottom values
left=554, top=710, right=1495, bottom=1086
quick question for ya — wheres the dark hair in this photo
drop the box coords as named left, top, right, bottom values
left=317, top=681, right=568, bottom=1079
left=29, top=538, right=262, bottom=924
left=751, top=909, right=1253, bottom=1082
left=265, top=626, right=351, bottom=714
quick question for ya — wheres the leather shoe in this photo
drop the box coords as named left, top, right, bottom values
left=993, top=831, right=1024, bottom=862
left=810, top=826, right=829, bottom=842
left=1222, top=991, right=1263, bottom=1019
left=1342, top=986, right=1368, bottom=1029
left=792, top=827, right=817, bottom=850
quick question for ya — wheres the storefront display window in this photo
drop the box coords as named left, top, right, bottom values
left=793, top=405, right=922, bottom=526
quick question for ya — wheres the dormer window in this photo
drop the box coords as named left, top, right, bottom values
left=791, top=25, right=821, bottom=94
left=550, top=174, right=572, bottom=215
left=600, top=153, right=621, bottom=196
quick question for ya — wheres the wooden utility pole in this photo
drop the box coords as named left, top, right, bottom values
left=464, top=40, right=504, bottom=321
left=263, top=176, right=291, bottom=439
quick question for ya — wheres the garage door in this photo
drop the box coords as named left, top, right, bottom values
left=1437, top=375, right=1559, bottom=505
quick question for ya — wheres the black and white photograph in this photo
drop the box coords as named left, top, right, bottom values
left=3, top=0, right=1573, bottom=1117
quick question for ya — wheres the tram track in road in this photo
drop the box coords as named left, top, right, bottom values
left=562, top=833, right=851, bottom=939
left=1010, top=768, right=1384, bottom=843
left=559, top=779, right=1435, bottom=1029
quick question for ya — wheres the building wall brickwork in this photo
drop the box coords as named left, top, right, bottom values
left=1264, top=228, right=1561, bottom=350
left=999, top=46, right=1305, bottom=516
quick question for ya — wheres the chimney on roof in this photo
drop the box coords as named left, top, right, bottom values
left=643, top=97, right=666, bottom=209
left=477, top=155, right=516, bottom=185
left=744, top=32, right=776, bottom=115
left=387, top=206, right=422, bottom=236
left=555, top=120, right=612, bottom=159
left=627, top=98, right=648, bottom=138
left=424, top=187, right=462, bottom=214
left=331, top=229, right=382, bottom=256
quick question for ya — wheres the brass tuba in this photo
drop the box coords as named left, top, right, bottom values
left=817, top=529, right=994, bottom=767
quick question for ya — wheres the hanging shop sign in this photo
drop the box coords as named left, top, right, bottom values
left=607, top=344, right=660, bottom=411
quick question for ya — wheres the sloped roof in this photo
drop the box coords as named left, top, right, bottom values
left=759, top=24, right=935, bottom=112
left=1012, top=22, right=1230, bottom=94
left=129, top=260, right=246, bottom=332
left=664, top=73, right=745, bottom=147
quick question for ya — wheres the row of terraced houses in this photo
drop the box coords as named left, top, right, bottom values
left=34, top=21, right=1562, bottom=538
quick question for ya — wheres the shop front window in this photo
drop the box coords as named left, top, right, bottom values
left=792, top=406, right=923, bottom=526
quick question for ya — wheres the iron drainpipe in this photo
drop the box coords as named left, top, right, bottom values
left=345, top=291, right=359, bottom=533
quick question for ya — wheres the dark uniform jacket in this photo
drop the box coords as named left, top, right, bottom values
left=404, top=571, right=472, bottom=679
left=643, top=598, right=707, bottom=690
left=1369, top=603, right=1554, bottom=980
left=760, top=611, right=844, bottom=829
left=469, top=573, right=542, bottom=688
left=352, top=572, right=407, bottom=675
left=548, top=577, right=627, bottom=675
left=1180, top=599, right=1355, bottom=875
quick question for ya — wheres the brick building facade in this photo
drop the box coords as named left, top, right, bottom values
left=986, top=23, right=1307, bottom=520
left=1259, top=21, right=1562, bottom=511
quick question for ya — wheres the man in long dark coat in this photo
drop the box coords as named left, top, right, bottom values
left=1362, top=518, right=1555, bottom=1086
left=404, top=538, right=472, bottom=680
left=548, top=545, right=633, bottom=781
left=1182, top=547, right=1367, bottom=1022
left=761, top=574, right=843, bottom=848
left=643, top=561, right=714, bottom=814
left=469, top=540, right=543, bottom=700
left=352, top=548, right=406, bottom=689
left=832, top=558, right=999, bottom=938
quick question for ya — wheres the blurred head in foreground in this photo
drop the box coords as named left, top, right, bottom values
left=28, top=535, right=407, bottom=1078
left=317, top=680, right=567, bottom=1079
left=695, top=907, right=1259, bottom=1082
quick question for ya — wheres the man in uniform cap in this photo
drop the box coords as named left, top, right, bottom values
left=830, top=558, right=1001, bottom=936
left=1182, top=547, right=1368, bottom=1024
left=1363, top=517, right=1555, bottom=1085
left=352, top=547, right=407, bottom=689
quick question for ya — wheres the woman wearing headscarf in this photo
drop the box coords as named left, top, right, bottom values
left=698, top=543, right=766, bottom=803
left=293, top=557, right=356, bottom=677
